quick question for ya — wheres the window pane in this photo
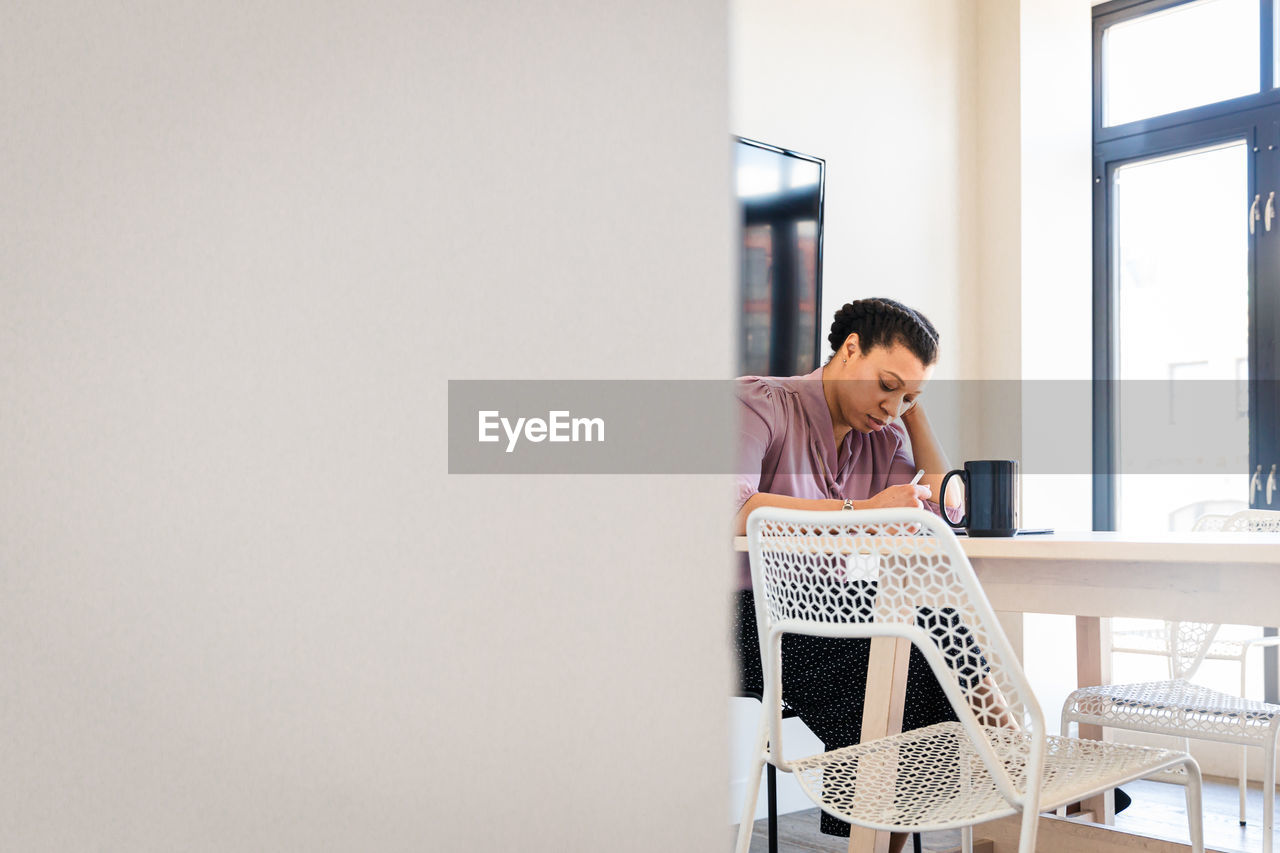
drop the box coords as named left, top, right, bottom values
left=1112, top=141, right=1250, bottom=531
left=793, top=219, right=818, bottom=374
left=741, top=225, right=773, bottom=376
left=1104, top=0, right=1259, bottom=127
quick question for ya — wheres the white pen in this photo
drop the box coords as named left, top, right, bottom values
left=910, top=469, right=925, bottom=486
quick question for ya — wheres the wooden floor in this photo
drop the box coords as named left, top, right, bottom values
left=735, top=777, right=1277, bottom=853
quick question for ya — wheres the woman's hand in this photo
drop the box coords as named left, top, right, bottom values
left=859, top=483, right=933, bottom=510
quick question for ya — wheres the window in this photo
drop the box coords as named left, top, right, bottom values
left=1102, top=0, right=1259, bottom=126
left=1094, top=0, right=1280, bottom=703
left=1094, top=0, right=1280, bottom=534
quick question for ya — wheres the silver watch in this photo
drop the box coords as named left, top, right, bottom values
left=842, top=499, right=855, bottom=511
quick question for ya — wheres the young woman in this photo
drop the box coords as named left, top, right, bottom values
left=733, top=298, right=1129, bottom=845
left=734, top=297, right=955, bottom=538
left=732, top=297, right=961, bottom=851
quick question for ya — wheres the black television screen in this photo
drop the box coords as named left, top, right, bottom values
left=735, top=137, right=824, bottom=378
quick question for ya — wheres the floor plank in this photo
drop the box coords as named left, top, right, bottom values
left=733, top=777, right=1277, bottom=853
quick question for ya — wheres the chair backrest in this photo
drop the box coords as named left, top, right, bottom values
left=1163, top=511, right=1280, bottom=678
left=1190, top=513, right=1230, bottom=532
left=1223, top=508, right=1280, bottom=532
left=1158, top=512, right=1242, bottom=678
left=1165, top=620, right=1220, bottom=680
left=746, top=507, right=1044, bottom=807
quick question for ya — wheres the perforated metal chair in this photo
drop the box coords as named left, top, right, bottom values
left=1067, top=508, right=1280, bottom=849
left=735, top=507, right=1203, bottom=853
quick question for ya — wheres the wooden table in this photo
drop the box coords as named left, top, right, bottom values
left=733, top=530, right=1280, bottom=853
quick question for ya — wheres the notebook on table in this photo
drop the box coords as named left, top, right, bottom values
left=952, top=528, right=1053, bottom=537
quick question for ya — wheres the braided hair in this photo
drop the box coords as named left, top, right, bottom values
left=827, top=297, right=939, bottom=366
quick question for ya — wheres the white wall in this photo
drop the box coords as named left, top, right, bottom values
left=1019, top=0, right=1096, bottom=533
left=1, top=2, right=731, bottom=849
left=968, top=0, right=1098, bottom=522
left=731, top=0, right=979, bottom=385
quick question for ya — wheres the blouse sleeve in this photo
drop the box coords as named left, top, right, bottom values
left=735, top=380, right=780, bottom=514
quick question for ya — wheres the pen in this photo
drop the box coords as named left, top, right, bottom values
left=910, top=469, right=925, bottom=486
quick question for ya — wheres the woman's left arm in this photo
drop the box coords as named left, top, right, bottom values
left=899, top=402, right=962, bottom=512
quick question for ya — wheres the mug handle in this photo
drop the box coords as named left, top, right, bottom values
left=939, top=469, right=967, bottom=529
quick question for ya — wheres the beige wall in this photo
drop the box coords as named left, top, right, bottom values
left=976, top=0, right=1022, bottom=385
left=976, top=0, right=1094, bottom=383
left=1, top=2, right=731, bottom=849
left=731, top=0, right=979, bottom=386
left=730, top=0, right=1049, bottom=467
left=730, top=0, right=1099, bottom=477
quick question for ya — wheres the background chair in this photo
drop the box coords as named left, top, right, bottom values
left=735, top=507, right=1203, bottom=853
left=1105, top=508, right=1280, bottom=828
left=1064, top=637, right=1280, bottom=853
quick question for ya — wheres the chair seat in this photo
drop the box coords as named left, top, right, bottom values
left=1111, top=630, right=1254, bottom=661
left=1206, top=637, right=1254, bottom=660
left=1110, top=627, right=1171, bottom=655
left=788, top=721, right=1185, bottom=832
left=1064, top=679, right=1280, bottom=746
left=1110, top=632, right=1256, bottom=662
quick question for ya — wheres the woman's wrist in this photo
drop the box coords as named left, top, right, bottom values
left=899, top=405, right=928, bottom=442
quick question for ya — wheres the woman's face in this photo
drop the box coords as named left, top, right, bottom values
left=832, top=334, right=933, bottom=433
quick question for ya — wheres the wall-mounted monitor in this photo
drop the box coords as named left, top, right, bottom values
left=735, top=137, right=825, bottom=378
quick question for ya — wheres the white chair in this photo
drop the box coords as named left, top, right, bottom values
left=735, top=507, right=1203, bottom=853
left=1065, top=508, right=1280, bottom=852
left=1101, top=509, right=1280, bottom=831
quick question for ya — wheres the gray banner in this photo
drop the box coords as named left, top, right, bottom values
left=448, top=379, right=1261, bottom=475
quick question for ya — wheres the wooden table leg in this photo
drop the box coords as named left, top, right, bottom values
left=1076, top=615, right=1115, bottom=825
left=995, top=610, right=1024, bottom=665
left=847, top=636, right=911, bottom=853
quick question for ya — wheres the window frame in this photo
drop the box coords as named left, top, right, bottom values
left=1091, top=118, right=1261, bottom=529
left=1093, top=0, right=1276, bottom=143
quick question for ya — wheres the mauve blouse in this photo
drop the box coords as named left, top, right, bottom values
left=735, top=367, right=951, bottom=589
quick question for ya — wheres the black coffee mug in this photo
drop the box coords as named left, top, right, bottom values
left=939, top=460, right=1019, bottom=537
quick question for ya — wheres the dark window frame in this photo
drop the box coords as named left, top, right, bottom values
left=1093, top=0, right=1276, bottom=144
left=1093, top=0, right=1277, bottom=531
